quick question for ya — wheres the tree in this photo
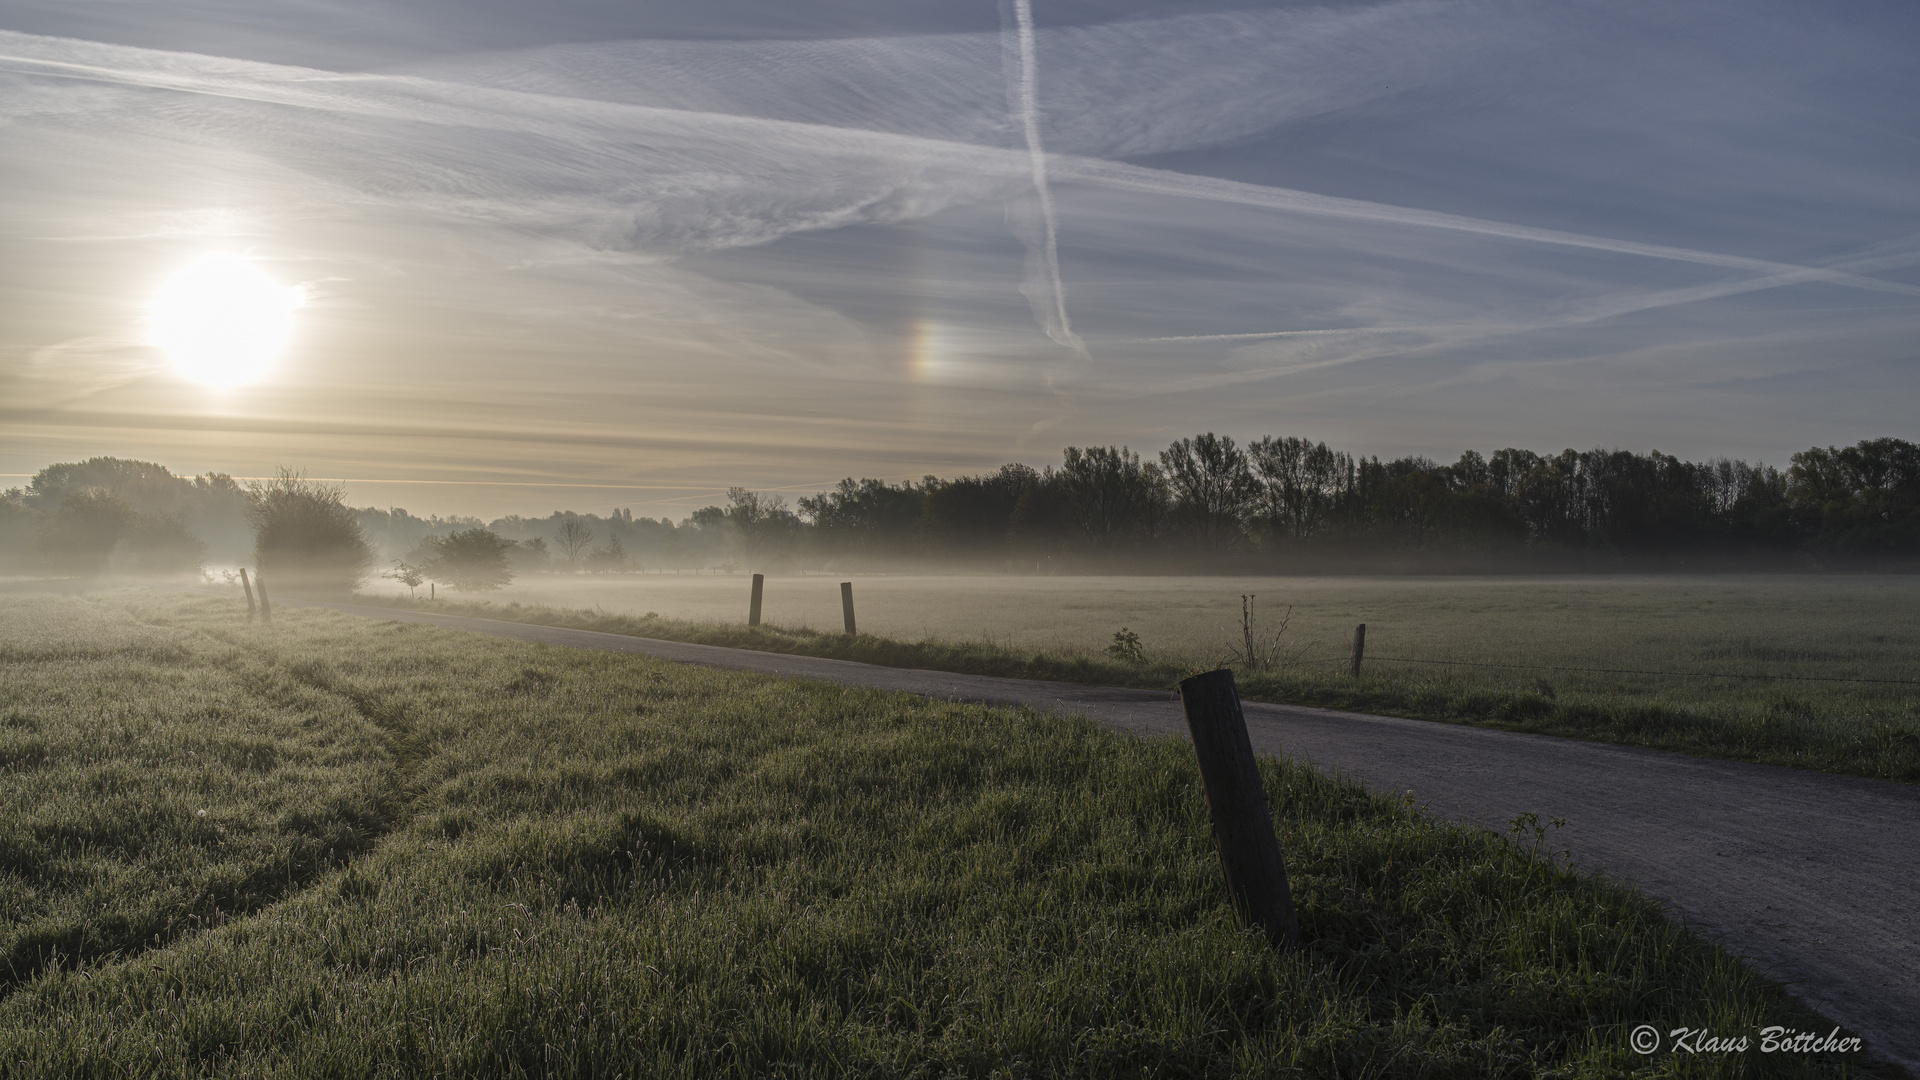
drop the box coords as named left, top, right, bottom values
left=509, top=537, right=551, bottom=574
left=920, top=465, right=1037, bottom=558
left=0, top=491, right=37, bottom=573
left=245, top=469, right=375, bottom=595
left=585, top=534, right=627, bottom=572
left=724, top=488, right=799, bottom=563
left=798, top=478, right=925, bottom=558
left=423, top=528, right=515, bottom=591
left=385, top=561, right=427, bottom=596
left=120, top=510, right=207, bottom=574
left=1788, top=437, right=1920, bottom=558
left=1059, top=446, right=1160, bottom=549
left=553, top=516, right=594, bottom=568
left=35, top=490, right=138, bottom=577
left=1160, top=433, right=1258, bottom=550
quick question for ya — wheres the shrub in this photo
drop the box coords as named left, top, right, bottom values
left=246, top=470, right=374, bottom=595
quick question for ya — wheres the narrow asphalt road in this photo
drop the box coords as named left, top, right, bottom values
left=297, top=599, right=1919, bottom=1071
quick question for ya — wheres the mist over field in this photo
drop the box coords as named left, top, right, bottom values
left=6, top=433, right=1918, bottom=585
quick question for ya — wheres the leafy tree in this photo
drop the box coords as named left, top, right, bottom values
left=246, top=470, right=375, bottom=595
left=35, top=491, right=138, bottom=577
left=1059, top=446, right=1162, bottom=549
left=799, top=478, right=925, bottom=557
left=26, top=457, right=185, bottom=514
left=585, top=534, right=628, bottom=572
left=0, top=492, right=37, bottom=572
left=1788, top=437, right=1920, bottom=558
left=920, top=465, right=1038, bottom=557
left=423, top=528, right=515, bottom=591
left=725, top=488, right=799, bottom=563
left=1160, top=433, right=1257, bottom=550
left=384, top=561, right=427, bottom=596
left=1249, top=437, right=1351, bottom=541
left=509, top=537, right=551, bottom=574
left=120, top=511, right=208, bottom=574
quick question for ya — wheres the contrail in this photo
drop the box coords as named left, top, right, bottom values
left=1130, top=327, right=1433, bottom=343
left=1002, top=0, right=1086, bottom=355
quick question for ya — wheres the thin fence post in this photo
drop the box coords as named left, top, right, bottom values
left=255, top=575, right=273, bottom=624
left=238, top=567, right=257, bottom=621
left=1350, top=623, right=1366, bottom=678
left=1178, top=669, right=1301, bottom=949
left=749, top=573, right=765, bottom=627
left=840, top=581, right=856, bottom=635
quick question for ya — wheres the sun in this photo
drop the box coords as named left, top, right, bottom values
left=150, top=255, right=302, bottom=388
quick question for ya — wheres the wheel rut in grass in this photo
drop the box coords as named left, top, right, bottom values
left=0, top=623, right=421, bottom=999
left=291, top=597, right=1920, bottom=1074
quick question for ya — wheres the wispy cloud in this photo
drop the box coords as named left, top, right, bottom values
left=0, top=0, right=1913, bottom=508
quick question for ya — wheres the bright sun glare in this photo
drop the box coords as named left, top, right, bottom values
left=150, top=255, right=301, bottom=389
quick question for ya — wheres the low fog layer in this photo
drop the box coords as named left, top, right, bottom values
left=5, top=435, right=1915, bottom=582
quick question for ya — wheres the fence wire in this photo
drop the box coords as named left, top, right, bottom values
left=1314, top=652, right=1920, bottom=687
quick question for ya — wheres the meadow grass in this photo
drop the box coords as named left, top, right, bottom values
left=357, top=591, right=1920, bottom=783
left=0, top=590, right=1879, bottom=1077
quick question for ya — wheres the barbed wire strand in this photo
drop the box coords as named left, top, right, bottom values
left=1282, top=652, right=1920, bottom=687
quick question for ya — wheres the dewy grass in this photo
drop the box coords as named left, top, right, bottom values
left=358, top=593, right=1920, bottom=783
left=0, top=590, right=1876, bottom=1076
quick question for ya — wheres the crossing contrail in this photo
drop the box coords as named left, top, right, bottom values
left=1003, top=0, right=1086, bottom=355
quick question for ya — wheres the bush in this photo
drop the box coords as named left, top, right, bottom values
left=246, top=470, right=374, bottom=595
left=423, top=528, right=515, bottom=592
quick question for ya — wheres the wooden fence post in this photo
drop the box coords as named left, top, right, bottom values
left=238, top=567, right=257, bottom=621
left=1178, top=669, right=1301, bottom=949
left=255, top=575, right=273, bottom=623
left=1349, top=623, right=1366, bottom=677
left=749, top=573, right=765, bottom=627
left=840, top=581, right=856, bottom=635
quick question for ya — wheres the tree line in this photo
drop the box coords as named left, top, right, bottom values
left=772, top=435, right=1920, bottom=571
left=3, top=435, right=1915, bottom=589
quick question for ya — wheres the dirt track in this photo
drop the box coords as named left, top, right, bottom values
left=299, top=599, right=1920, bottom=1071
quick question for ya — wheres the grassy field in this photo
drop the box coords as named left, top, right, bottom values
left=352, top=573, right=1920, bottom=782
left=0, top=589, right=1875, bottom=1077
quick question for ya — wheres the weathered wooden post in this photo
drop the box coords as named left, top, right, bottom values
left=840, top=581, right=856, bottom=635
left=238, top=567, right=257, bottom=621
left=749, top=573, right=765, bottom=627
left=1349, top=623, right=1366, bottom=678
left=255, top=575, right=273, bottom=623
left=1178, top=668, right=1301, bottom=949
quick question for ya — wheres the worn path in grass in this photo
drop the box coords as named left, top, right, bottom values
left=294, top=598, right=1920, bottom=1072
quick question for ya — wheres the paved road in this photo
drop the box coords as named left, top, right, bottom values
left=296, top=599, right=1920, bottom=1071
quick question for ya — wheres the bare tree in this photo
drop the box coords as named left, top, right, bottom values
left=553, top=516, right=593, bottom=568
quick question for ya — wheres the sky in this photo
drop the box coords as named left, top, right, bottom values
left=0, top=0, right=1915, bottom=519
